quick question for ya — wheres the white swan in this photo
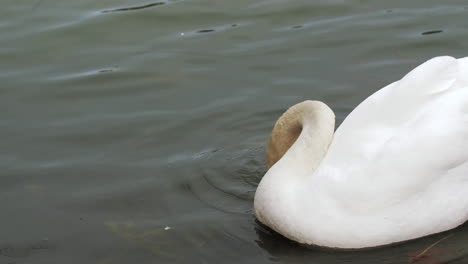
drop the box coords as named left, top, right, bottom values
left=254, top=56, right=468, bottom=249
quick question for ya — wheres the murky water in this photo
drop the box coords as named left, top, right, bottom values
left=2, top=0, right=468, bottom=263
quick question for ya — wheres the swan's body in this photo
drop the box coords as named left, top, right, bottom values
left=254, top=56, right=468, bottom=249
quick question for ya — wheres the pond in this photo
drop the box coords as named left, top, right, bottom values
left=1, top=0, right=468, bottom=263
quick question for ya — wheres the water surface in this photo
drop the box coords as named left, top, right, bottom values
left=2, top=0, right=468, bottom=263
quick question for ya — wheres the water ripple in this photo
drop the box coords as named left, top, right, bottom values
left=422, top=29, right=443, bottom=35
left=185, top=146, right=266, bottom=216
left=102, top=2, right=166, bottom=13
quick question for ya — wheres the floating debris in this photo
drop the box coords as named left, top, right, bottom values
left=102, top=2, right=165, bottom=13
left=408, top=233, right=453, bottom=263
left=422, top=30, right=443, bottom=35
left=164, top=226, right=171, bottom=231
left=292, top=25, right=303, bottom=29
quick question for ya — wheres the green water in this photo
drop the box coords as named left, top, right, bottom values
left=1, top=0, right=468, bottom=263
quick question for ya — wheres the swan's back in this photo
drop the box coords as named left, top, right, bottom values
left=308, top=56, right=468, bottom=247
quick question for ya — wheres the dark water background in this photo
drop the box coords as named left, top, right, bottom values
left=2, top=0, right=468, bottom=263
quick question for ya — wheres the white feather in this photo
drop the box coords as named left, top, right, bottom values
left=254, top=56, right=468, bottom=248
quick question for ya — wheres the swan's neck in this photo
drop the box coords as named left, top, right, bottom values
left=266, top=100, right=335, bottom=176
left=255, top=101, right=335, bottom=239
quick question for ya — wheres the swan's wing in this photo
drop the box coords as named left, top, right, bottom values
left=320, top=56, right=468, bottom=205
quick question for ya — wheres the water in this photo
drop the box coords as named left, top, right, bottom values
left=1, top=0, right=468, bottom=263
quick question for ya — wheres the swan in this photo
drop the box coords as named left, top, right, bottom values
left=254, top=56, right=468, bottom=249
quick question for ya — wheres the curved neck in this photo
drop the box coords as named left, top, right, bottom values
left=266, top=100, right=335, bottom=175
